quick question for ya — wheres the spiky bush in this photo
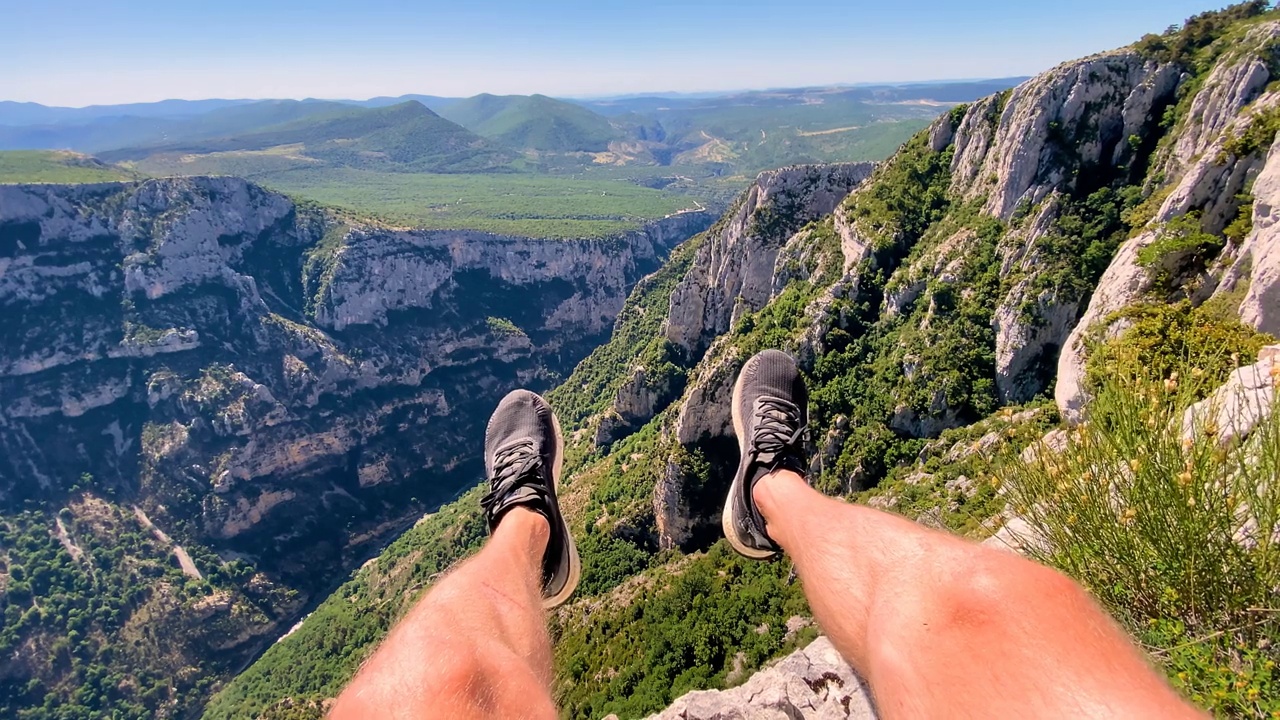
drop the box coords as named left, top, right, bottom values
left=999, top=360, right=1280, bottom=716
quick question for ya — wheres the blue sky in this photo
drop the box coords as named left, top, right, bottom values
left=1, top=0, right=1235, bottom=106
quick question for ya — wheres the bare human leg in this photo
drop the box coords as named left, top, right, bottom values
left=332, top=389, right=578, bottom=719
left=754, top=469, right=1204, bottom=719
left=330, top=507, right=557, bottom=720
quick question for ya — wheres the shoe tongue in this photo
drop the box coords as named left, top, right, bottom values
left=504, top=485, right=539, bottom=504
left=754, top=449, right=782, bottom=468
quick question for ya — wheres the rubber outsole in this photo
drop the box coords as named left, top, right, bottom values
left=542, top=410, right=582, bottom=608
left=722, top=368, right=780, bottom=560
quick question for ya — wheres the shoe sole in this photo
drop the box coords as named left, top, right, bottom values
left=723, top=368, right=781, bottom=560
left=542, top=410, right=582, bottom=608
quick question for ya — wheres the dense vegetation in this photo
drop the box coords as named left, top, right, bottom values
left=0, top=497, right=289, bottom=719
left=200, top=491, right=488, bottom=720
left=438, top=94, right=620, bottom=152
left=1136, top=0, right=1274, bottom=64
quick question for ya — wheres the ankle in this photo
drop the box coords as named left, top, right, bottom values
left=752, top=469, right=807, bottom=537
left=495, top=507, right=551, bottom=560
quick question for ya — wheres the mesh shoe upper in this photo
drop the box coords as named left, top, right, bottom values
left=726, top=349, right=809, bottom=558
left=480, top=389, right=578, bottom=606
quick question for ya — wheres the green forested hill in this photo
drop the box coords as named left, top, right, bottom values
left=438, top=94, right=620, bottom=152
left=102, top=101, right=515, bottom=173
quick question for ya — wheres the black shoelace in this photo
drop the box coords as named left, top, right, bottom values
left=751, top=397, right=808, bottom=469
left=480, top=439, right=545, bottom=516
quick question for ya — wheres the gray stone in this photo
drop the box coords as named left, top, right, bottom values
left=643, top=637, right=877, bottom=720
left=666, top=163, right=874, bottom=359
left=1182, top=346, right=1280, bottom=445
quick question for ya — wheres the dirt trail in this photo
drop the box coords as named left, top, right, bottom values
left=53, top=517, right=85, bottom=563
left=797, top=125, right=863, bottom=137
left=133, top=506, right=203, bottom=580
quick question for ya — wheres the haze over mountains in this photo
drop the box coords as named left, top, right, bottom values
left=0, top=80, right=1026, bottom=174
left=0, top=79, right=1027, bottom=239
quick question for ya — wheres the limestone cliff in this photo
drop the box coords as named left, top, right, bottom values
left=665, top=163, right=875, bottom=358
left=590, top=164, right=873, bottom=453
left=0, top=176, right=710, bottom=714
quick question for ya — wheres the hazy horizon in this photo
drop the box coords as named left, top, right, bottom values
left=0, top=76, right=1035, bottom=110
left=4, top=0, right=1227, bottom=106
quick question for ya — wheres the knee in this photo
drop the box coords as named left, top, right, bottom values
left=876, top=548, right=1083, bottom=646
left=427, top=648, right=491, bottom=703
left=429, top=646, right=556, bottom=717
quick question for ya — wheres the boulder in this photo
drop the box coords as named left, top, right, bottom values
left=643, top=637, right=877, bottom=720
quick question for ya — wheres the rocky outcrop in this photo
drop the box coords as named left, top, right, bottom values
left=639, top=637, right=877, bottom=720
left=945, top=52, right=1183, bottom=404
left=594, top=366, right=677, bottom=448
left=314, top=215, right=704, bottom=336
left=1053, top=233, right=1160, bottom=422
left=1217, top=133, right=1280, bottom=337
left=666, top=163, right=873, bottom=358
left=1057, top=87, right=1280, bottom=421
left=951, top=51, right=1179, bottom=219
left=1163, top=23, right=1280, bottom=175
left=1182, top=345, right=1280, bottom=445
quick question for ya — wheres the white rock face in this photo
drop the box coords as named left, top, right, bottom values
left=1053, top=232, right=1159, bottom=422
left=640, top=637, right=877, bottom=720
left=1182, top=345, right=1280, bottom=445
left=934, top=49, right=1182, bottom=403
left=1054, top=30, right=1280, bottom=422
left=1219, top=133, right=1280, bottom=337
left=950, top=52, right=1179, bottom=220
left=118, top=179, right=296, bottom=300
left=666, top=164, right=874, bottom=358
left=1165, top=24, right=1280, bottom=174
left=314, top=212, right=706, bottom=334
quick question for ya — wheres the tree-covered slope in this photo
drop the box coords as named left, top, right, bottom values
left=208, top=4, right=1280, bottom=719
left=0, top=150, right=139, bottom=183
left=102, top=101, right=516, bottom=173
left=438, top=94, right=620, bottom=152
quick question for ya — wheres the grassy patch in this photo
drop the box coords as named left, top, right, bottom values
left=0, top=150, right=138, bottom=184
left=256, top=168, right=695, bottom=238
left=1136, top=213, right=1226, bottom=273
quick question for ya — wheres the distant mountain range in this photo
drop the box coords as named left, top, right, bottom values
left=97, top=101, right=515, bottom=174
left=0, top=79, right=1028, bottom=194
left=0, top=80, right=1030, bottom=127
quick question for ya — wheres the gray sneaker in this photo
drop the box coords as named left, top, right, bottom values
left=480, top=389, right=581, bottom=608
left=723, top=349, right=809, bottom=559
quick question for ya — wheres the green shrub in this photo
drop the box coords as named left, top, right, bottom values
left=1224, top=193, right=1256, bottom=243
left=1136, top=213, right=1225, bottom=274
left=999, top=359, right=1280, bottom=716
left=1134, top=1, right=1274, bottom=65
left=485, top=316, right=527, bottom=338
left=1122, top=185, right=1175, bottom=233
left=1084, top=300, right=1273, bottom=403
left=1221, top=105, right=1280, bottom=160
